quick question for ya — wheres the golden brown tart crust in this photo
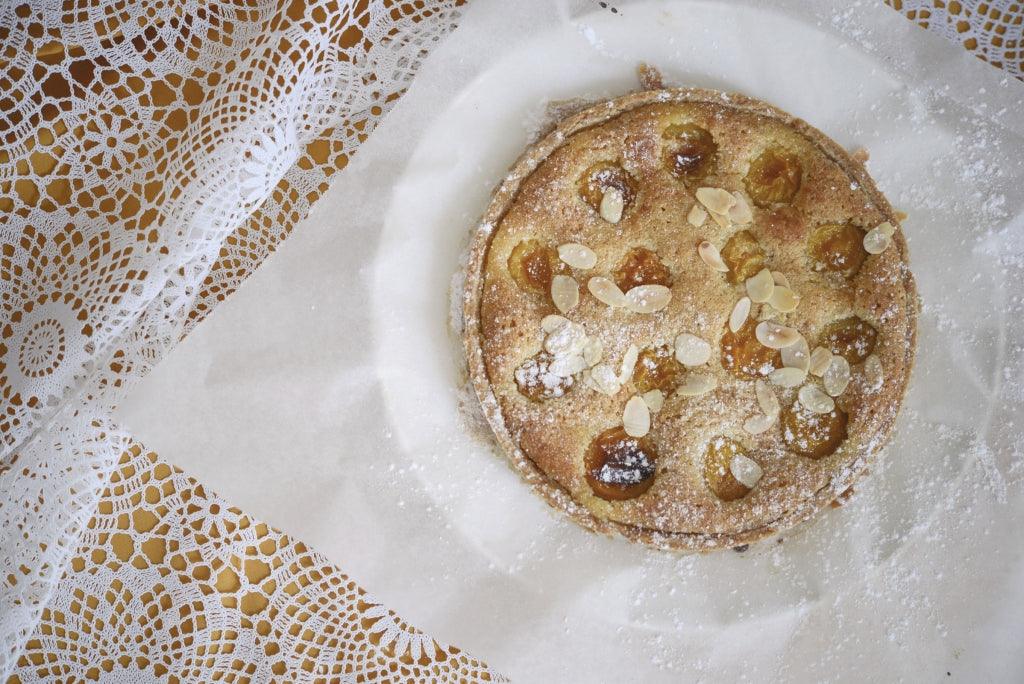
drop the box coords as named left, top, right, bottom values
left=462, top=88, right=918, bottom=551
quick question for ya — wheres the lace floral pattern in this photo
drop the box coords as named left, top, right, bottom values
left=0, top=0, right=1019, bottom=681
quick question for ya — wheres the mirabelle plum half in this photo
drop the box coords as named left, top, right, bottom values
left=820, top=316, right=877, bottom=364
left=507, top=239, right=566, bottom=296
left=720, top=318, right=782, bottom=380
left=663, top=123, right=718, bottom=179
left=808, top=223, right=866, bottom=275
left=514, top=351, right=575, bottom=402
left=744, top=147, right=802, bottom=206
left=614, top=247, right=673, bottom=292
left=703, top=437, right=752, bottom=501
left=633, top=344, right=683, bottom=394
left=721, top=229, right=766, bottom=285
left=585, top=427, right=658, bottom=501
left=577, top=161, right=638, bottom=212
left=780, top=400, right=848, bottom=459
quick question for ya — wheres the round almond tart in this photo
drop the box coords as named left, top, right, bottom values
left=462, top=88, right=918, bottom=552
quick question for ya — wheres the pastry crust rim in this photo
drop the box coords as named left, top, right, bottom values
left=461, top=87, right=919, bottom=552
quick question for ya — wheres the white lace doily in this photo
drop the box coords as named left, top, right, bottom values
left=0, top=0, right=1019, bottom=680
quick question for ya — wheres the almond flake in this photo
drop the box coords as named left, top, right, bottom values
left=809, top=346, right=833, bottom=377
left=590, top=363, right=621, bottom=395
left=755, top=320, right=800, bottom=349
left=729, top=454, right=764, bottom=488
left=540, top=314, right=570, bottom=334
left=625, top=284, right=672, bottom=314
left=771, top=271, right=791, bottom=289
left=743, top=413, right=775, bottom=436
left=729, top=297, right=751, bottom=333
left=544, top=321, right=586, bottom=355
left=698, top=241, right=729, bottom=273
left=696, top=187, right=736, bottom=215
left=708, top=209, right=732, bottom=229
left=678, top=372, right=718, bottom=396
left=587, top=276, right=627, bottom=308
left=550, top=354, right=586, bottom=378
left=728, top=192, right=753, bottom=225
left=863, top=226, right=891, bottom=254
left=599, top=187, right=624, bottom=224
left=781, top=334, right=810, bottom=372
left=769, top=366, right=807, bottom=388
left=798, top=384, right=835, bottom=414
left=688, top=204, right=708, bottom=227
left=623, top=395, right=651, bottom=437
left=755, top=379, right=780, bottom=418
left=746, top=268, right=775, bottom=303
left=618, top=343, right=639, bottom=384
left=557, top=243, right=598, bottom=269
left=864, top=354, right=884, bottom=392
left=583, top=337, right=604, bottom=367
left=674, top=333, right=711, bottom=366
left=876, top=221, right=896, bottom=237
left=768, top=286, right=800, bottom=313
left=823, top=354, right=851, bottom=397
left=642, top=389, right=664, bottom=412
left=551, top=275, right=579, bottom=313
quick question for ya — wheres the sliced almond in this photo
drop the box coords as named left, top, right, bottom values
left=729, top=454, right=764, bottom=488
left=624, top=284, right=672, bottom=314
left=557, top=243, right=598, bottom=270
left=768, top=286, right=800, bottom=313
left=642, top=389, right=664, bottom=412
left=623, top=395, right=651, bottom=437
left=708, top=209, right=732, bottom=229
left=808, top=346, right=833, bottom=377
left=678, top=372, right=718, bottom=396
left=550, top=354, right=586, bottom=378
left=674, top=333, right=712, bottom=366
left=769, top=366, right=807, bottom=388
left=864, top=354, right=884, bottom=392
left=771, top=270, right=791, bottom=289
left=876, top=221, right=896, bottom=237
left=729, top=297, right=751, bottom=333
left=544, top=321, right=586, bottom=356
left=743, top=413, right=775, bottom=436
left=698, top=241, right=729, bottom=273
left=755, top=379, right=780, bottom=418
left=745, top=268, right=775, bottom=303
left=728, top=192, right=753, bottom=225
left=599, top=187, right=624, bottom=224
left=618, top=343, right=639, bottom=384
left=551, top=275, right=579, bottom=314
left=798, top=384, right=835, bottom=414
left=590, top=363, right=621, bottom=395
left=583, top=337, right=604, bottom=367
left=540, top=314, right=570, bottom=334
left=587, top=276, right=627, bottom=308
left=695, top=187, right=736, bottom=215
left=781, top=334, right=810, bottom=372
left=863, top=226, right=891, bottom=254
left=755, top=320, right=800, bottom=349
left=823, top=354, right=851, bottom=397
left=687, top=204, right=708, bottom=228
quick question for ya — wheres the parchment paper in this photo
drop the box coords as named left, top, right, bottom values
left=117, top=0, right=1024, bottom=680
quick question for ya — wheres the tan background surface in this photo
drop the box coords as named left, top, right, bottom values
left=3, top=1, right=1020, bottom=681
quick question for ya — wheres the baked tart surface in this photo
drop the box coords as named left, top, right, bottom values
left=463, top=88, right=917, bottom=551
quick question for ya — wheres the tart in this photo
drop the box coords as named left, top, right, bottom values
left=462, top=87, right=918, bottom=551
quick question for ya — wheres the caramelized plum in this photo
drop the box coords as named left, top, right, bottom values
left=578, top=162, right=638, bottom=213
left=633, top=344, right=683, bottom=394
left=614, top=247, right=673, bottom=292
left=721, top=230, right=766, bottom=285
left=808, top=223, right=866, bottom=275
left=721, top=318, right=781, bottom=380
left=744, top=147, right=802, bottom=206
left=780, top=400, right=848, bottom=459
left=514, top=351, right=575, bottom=402
left=820, top=316, right=877, bottom=364
left=663, top=123, right=718, bottom=179
left=507, top=239, right=566, bottom=296
left=703, top=437, right=752, bottom=501
left=585, top=426, right=658, bottom=500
